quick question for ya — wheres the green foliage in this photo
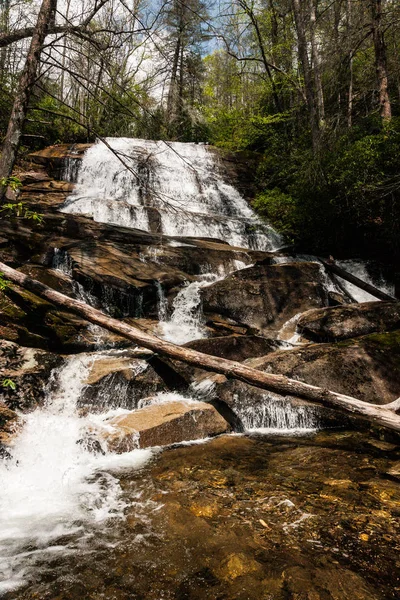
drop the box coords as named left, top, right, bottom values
left=0, top=176, right=22, bottom=192
left=0, top=273, right=9, bottom=291
left=253, top=189, right=297, bottom=241
left=1, top=378, right=16, bottom=391
left=0, top=202, right=44, bottom=224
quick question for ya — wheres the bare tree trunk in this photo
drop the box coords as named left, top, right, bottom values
left=320, top=259, right=397, bottom=301
left=166, top=35, right=181, bottom=132
left=0, top=0, right=10, bottom=84
left=371, top=0, right=391, bottom=121
left=0, top=260, right=399, bottom=433
left=238, top=0, right=282, bottom=112
left=347, top=0, right=354, bottom=127
left=309, top=0, right=325, bottom=128
left=0, top=0, right=57, bottom=193
left=292, top=0, right=318, bottom=149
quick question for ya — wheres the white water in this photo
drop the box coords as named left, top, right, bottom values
left=0, top=354, right=153, bottom=594
left=157, top=273, right=220, bottom=344
left=62, top=138, right=282, bottom=250
left=336, top=259, right=395, bottom=302
left=190, top=379, right=319, bottom=435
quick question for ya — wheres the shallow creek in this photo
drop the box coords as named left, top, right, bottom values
left=2, top=431, right=400, bottom=600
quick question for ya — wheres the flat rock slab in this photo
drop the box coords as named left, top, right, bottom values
left=297, top=301, right=400, bottom=342
left=104, top=400, right=230, bottom=451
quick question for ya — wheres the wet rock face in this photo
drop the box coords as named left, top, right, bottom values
left=0, top=340, right=62, bottom=411
left=297, top=301, right=400, bottom=342
left=201, top=262, right=329, bottom=336
left=249, top=330, right=400, bottom=406
left=102, top=400, right=230, bottom=451
left=0, top=284, right=123, bottom=352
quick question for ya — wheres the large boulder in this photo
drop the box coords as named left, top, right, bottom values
left=297, top=301, right=400, bottom=342
left=101, top=400, right=230, bottom=451
left=185, top=335, right=280, bottom=361
left=201, top=262, right=329, bottom=336
left=248, top=330, right=400, bottom=406
left=79, top=351, right=173, bottom=412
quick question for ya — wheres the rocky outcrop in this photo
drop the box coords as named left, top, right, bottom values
left=248, top=330, right=400, bottom=406
left=297, top=301, right=400, bottom=342
left=79, top=351, right=171, bottom=411
left=0, top=340, right=61, bottom=411
left=0, top=284, right=123, bottom=352
left=201, top=262, right=329, bottom=336
left=102, top=400, right=230, bottom=451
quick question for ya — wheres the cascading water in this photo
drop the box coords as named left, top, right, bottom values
left=0, top=354, right=153, bottom=594
left=157, top=273, right=220, bottom=345
left=61, top=138, right=282, bottom=251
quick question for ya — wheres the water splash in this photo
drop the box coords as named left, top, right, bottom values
left=157, top=273, right=219, bottom=344
left=0, top=354, right=153, bottom=594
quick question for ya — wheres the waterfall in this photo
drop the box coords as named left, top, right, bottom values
left=336, top=259, right=395, bottom=302
left=0, top=354, right=153, bottom=594
left=157, top=273, right=220, bottom=345
left=61, top=138, right=282, bottom=251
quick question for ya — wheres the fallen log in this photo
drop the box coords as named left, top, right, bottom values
left=321, top=259, right=396, bottom=302
left=1, top=260, right=400, bottom=433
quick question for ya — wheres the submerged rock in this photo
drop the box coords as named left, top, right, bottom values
left=201, top=262, right=329, bottom=336
left=103, top=400, right=230, bottom=451
left=297, top=301, right=400, bottom=342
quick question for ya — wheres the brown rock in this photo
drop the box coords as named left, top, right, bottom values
left=185, top=335, right=280, bottom=361
left=248, top=330, right=400, bottom=405
left=104, top=400, right=230, bottom=451
left=297, top=301, right=400, bottom=342
left=0, top=340, right=61, bottom=411
left=201, top=262, right=328, bottom=336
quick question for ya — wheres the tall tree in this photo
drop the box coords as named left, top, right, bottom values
left=371, top=0, right=391, bottom=121
left=0, top=0, right=57, bottom=192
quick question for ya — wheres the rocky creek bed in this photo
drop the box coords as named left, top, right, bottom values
left=2, top=432, right=400, bottom=600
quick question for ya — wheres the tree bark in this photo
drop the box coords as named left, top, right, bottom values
left=291, top=0, right=318, bottom=149
left=309, top=0, right=325, bottom=128
left=0, top=260, right=399, bottom=433
left=0, top=0, right=57, bottom=193
left=371, top=0, right=391, bottom=121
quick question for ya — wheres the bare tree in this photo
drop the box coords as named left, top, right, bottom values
left=371, top=0, right=391, bottom=121
left=0, top=0, right=57, bottom=193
